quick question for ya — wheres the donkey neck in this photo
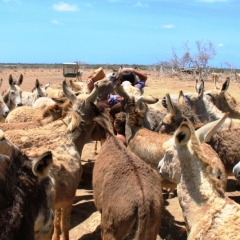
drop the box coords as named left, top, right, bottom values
left=213, top=92, right=240, bottom=119
left=125, top=110, right=143, bottom=144
left=223, top=102, right=240, bottom=119
left=228, top=110, right=240, bottom=119
left=73, top=123, right=96, bottom=157
left=177, top=146, right=223, bottom=229
left=202, top=96, right=225, bottom=121
left=189, top=95, right=223, bottom=123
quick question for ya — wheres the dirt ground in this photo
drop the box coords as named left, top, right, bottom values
left=1, top=66, right=240, bottom=240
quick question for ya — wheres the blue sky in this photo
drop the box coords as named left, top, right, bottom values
left=0, top=0, right=239, bottom=68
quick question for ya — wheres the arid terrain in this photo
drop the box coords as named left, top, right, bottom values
left=1, top=66, right=240, bottom=240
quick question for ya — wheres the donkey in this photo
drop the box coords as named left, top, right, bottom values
left=158, top=114, right=228, bottom=192
left=3, top=82, right=104, bottom=240
left=0, top=79, right=10, bottom=122
left=3, top=74, right=23, bottom=109
left=158, top=119, right=240, bottom=239
left=233, top=161, right=240, bottom=183
left=69, top=79, right=88, bottom=93
left=204, top=77, right=240, bottom=119
left=22, top=79, right=49, bottom=106
left=156, top=91, right=203, bottom=135
left=0, top=140, right=53, bottom=240
left=115, top=81, right=167, bottom=131
left=92, top=109, right=163, bottom=240
left=121, top=87, right=226, bottom=197
left=4, top=99, right=66, bottom=124
left=179, top=81, right=240, bottom=176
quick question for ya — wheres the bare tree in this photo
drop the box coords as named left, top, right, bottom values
left=224, top=62, right=235, bottom=72
left=170, top=40, right=217, bottom=80
left=224, top=62, right=239, bottom=82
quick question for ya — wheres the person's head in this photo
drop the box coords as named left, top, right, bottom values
left=114, top=112, right=126, bottom=135
left=118, top=71, right=136, bottom=86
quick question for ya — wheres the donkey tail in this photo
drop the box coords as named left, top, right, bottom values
left=134, top=200, right=150, bottom=239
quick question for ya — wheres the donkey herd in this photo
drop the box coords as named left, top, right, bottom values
left=1, top=69, right=240, bottom=240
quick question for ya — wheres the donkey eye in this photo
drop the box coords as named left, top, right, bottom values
left=11, top=91, right=15, bottom=95
left=42, top=177, right=53, bottom=190
left=206, top=93, right=213, bottom=98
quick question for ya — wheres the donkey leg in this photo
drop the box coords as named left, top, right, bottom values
left=61, top=203, right=73, bottom=240
left=52, top=208, right=62, bottom=240
left=93, top=140, right=98, bottom=155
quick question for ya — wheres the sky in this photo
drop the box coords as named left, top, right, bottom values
left=0, top=0, right=239, bottom=68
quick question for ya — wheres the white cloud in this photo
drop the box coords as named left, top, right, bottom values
left=134, top=1, right=149, bottom=7
left=51, top=19, right=60, bottom=24
left=218, top=43, right=224, bottom=47
left=53, top=2, right=79, bottom=12
left=162, top=24, right=175, bottom=29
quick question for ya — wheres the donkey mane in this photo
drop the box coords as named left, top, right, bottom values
left=93, top=116, right=112, bottom=140
left=61, top=100, right=72, bottom=117
left=93, top=105, right=115, bottom=140
left=126, top=97, right=145, bottom=127
left=178, top=102, right=203, bottom=129
left=42, top=103, right=61, bottom=118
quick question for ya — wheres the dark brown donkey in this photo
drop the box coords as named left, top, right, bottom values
left=0, top=142, right=53, bottom=240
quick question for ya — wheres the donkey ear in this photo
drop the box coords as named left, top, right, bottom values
left=62, top=80, right=77, bottom=104
left=220, top=77, right=230, bottom=93
left=166, top=93, right=178, bottom=114
left=32, top=151, right=53, bottom=178
left=140, top=95, right=158, bottom=104
left=44, top=83, right=50, bottom=90
left=35, top=79, right=40, bottom=88
left=9, top=75, right=14, bottom=86
left=196, top=112, right=228, bottom=143
left=178, top=90, right=186, bottom=105
left=174, top=122, right=191, bottom=146
left=17, top=74, right=23, bottom=86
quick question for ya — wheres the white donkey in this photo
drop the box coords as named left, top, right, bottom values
left=158, top=114, right=240, bottom=239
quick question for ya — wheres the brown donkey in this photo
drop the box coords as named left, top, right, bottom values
left=92, top=110, right=163, bottom=240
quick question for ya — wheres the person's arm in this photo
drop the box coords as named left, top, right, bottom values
left=121, top=68, right=147, bottom=83
left=87, top=77, right=94, bottom=92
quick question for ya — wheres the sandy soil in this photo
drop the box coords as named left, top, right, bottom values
left=1, top=66, right=240, bottom=240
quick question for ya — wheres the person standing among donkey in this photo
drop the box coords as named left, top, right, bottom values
left=87, top=67, right=148, bottom=107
